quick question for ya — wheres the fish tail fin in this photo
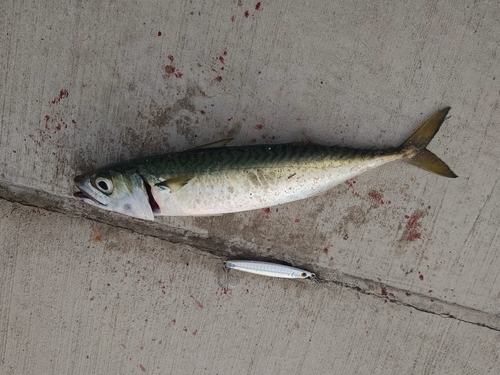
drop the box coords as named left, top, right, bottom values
left=400, top=107, right=457, bottom=178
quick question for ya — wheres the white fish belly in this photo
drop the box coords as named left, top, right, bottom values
left=152, top=154, right=400, bottom=216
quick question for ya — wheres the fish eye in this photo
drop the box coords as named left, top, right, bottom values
left=95, top=177, right=114, bottom=194
left=301, top=272, right=307, bottom=278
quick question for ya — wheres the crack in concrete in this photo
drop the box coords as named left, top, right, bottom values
left=1, top=179, right=499, bottom=332
left=316, top=275, right=500, bottom=332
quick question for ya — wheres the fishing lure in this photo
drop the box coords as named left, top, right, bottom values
left=224, top=260, right=315, bottom=279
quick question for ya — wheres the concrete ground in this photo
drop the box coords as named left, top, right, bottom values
left=1, top=0, right=499, bottom=374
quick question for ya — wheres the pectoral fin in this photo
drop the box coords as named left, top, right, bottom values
left=157, top=175, right=194, bottom=192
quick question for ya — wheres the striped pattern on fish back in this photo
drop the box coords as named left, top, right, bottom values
left=119, top=144, right=395, bottom=177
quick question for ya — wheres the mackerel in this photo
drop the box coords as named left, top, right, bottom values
left=74, top=108, right=457, bottom=220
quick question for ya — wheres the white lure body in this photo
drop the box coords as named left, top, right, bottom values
left=225, top=260, right=315, bottom=279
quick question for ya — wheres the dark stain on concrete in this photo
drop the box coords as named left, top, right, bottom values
left=335, top=205, right=367, bottom=240
left=148, top=87, right=198, bottom=128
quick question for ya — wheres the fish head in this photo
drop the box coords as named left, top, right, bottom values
left=74, top=168, right=156, bottom=221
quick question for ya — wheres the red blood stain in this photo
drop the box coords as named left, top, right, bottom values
left=295, top=218, right=300, bottom=223
left=368, top=190, right=390, bottom=205
left=244, top=10, right=250, bottom=18
left=384, top=300, right=387, bottom=303
left=419, top=274, right=424, bottom=281
left=161, top=289, right=166, bottom=294
left=320, top=81, right=323, bottom=84
left=50, top=89, right=69, bottom=104
left=174, top=71, right=183, bottom=78
left=345, top=179, right=356, bottom=188
left=227, top=117, right=233, bottom=121
left=190, top=295, right=204, bottom=309
left=71, top=119, right=77, bottom=125
left=158, top=31, right=162, bottom=36
left=192, top=329, right=197, bottom=336
left=55, top=124, right=61, bottom=131
left=263, top=207, right=271, bottom=214
left=44, top=115, right=50, bottom=125
left=215, top=76, right=223, bottom=82
left=168, top=55, right=174, bottom=62
left=405, top=213, right=422, bottom=241
left=183, top=328, right=187, bottom=332
left=345, top=179, right=359, bottom=197
left=231, top=15, right=235, bottom=22
left=255, top=2, right=261, bottom=10
left=172, top=319, right=176, bottom=323
left=428, top=290, right=433, bottom=293
left=381, top=287, right=388, bottom=295
left=139, top=364, right=146, bottom=372
left=405, top=292, right=411, bottom=296
left=223, top=50, right=227, bottom=56
left=389, top=293, right=396, bottom=298
left=58, top=89, right=68, bottom=100
left=164, top=65, right=175, bottom=78
left=254, top=124, right=263, bottom=130
left=200, top=110, right=206, bottom=115
left=219, top=56, right=225, bottom=64
left=93, top=234, right=102, bottom=243
left=323, top=248, right=328, bottom=254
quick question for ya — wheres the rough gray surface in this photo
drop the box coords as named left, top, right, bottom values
left=1, top=0, right=500, bottom=373
left=1, top=200, right=499, bottom=375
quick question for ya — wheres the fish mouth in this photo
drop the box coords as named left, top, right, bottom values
left=74, top=189, right=106, bottom=206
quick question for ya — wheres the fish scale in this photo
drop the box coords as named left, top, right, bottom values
left=131, top=144, right=383, bottom=178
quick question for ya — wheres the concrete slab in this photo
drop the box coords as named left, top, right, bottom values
left=1, top=0, right=500, bottom=373
left=1, top=200, right=499, bottom=375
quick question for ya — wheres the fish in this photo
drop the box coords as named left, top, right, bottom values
left=224, top=260, right=315, bottom=279
left=74, top=107, right=457, bottom=220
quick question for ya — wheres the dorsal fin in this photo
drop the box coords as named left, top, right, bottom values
left=189, top=138, right=233, bottom=150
